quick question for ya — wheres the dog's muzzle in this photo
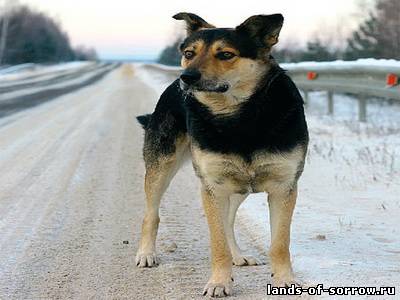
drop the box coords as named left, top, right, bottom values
left=180, top=69, right=201, bottom=85
left=179, top=69, right=229, bottom=93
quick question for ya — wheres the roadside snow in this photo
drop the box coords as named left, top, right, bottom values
left=0, top=62, right=92, bottom=82
left=0, top=63, right=36, bottom=75
left=282, top=58, right=400, bottom=68
left=0, top=64, right=113, bottom=102
left=136, top=58, right=400, bottom=74
left=281, top=58, right=400, bottom=72
left=136, top=63, right=400, bottom=292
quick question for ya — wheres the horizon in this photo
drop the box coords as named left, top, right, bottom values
left=12, top=0, right=370, bottom=61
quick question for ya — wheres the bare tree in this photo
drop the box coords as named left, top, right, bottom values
left=0, top=0, right=16, bottom=64
left=346, top=0, right=400, bottom=59
left=0, top=5, right=75, bottom=64
left=74, top=45, right=98, bottom=61
left=376, top=0, right=400, bottom=58
left=0, top=3, right=99, bottom=64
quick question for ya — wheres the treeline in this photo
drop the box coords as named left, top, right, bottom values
left=0, top=5, right=97, bottom=65
left=158, top=0, right=399, bottom=65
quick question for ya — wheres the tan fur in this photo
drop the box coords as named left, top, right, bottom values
left=201, top=187, right=233, bottom=295
left=136, top=135, right=190, bottom=267
left=226, top=193, right=260, bottom=266
left=182, top=39, right=268, bottom=115
left=191, top=142, right=305, bottom=288
left=181, top=40, right=206, bottom=69
left=191, top=142, right=305, bottom=286
left=268, top=187, right=297, bottom=285
left=191, top=142, right=306, bottom=195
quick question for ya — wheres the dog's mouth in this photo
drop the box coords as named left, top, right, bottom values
left=180, top=80, right=230, bottom=93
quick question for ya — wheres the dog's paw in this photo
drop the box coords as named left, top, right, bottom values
left=232, top=254, right=260, bottom=266
left=135, top=252, right=159, bottom=267
left=271, top=272, right=300, bottom=287
left=203, top=279, right=233, bottom=298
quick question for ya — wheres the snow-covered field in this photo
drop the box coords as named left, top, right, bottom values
left=0, top=61, right=398, bottom=298
left=136, top=63, right=400, bottom=294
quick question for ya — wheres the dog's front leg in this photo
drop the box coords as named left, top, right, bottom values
left=201, top=187, right=233, bottom=297
left=267, top=186, right=298, bottom=286
left=226, top=194, right=260, bottom=266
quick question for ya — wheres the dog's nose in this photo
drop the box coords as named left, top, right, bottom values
left=180, top=69, right=201, bottom=85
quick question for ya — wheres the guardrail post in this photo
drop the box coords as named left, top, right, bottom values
left=327, top=91, right=334, bottom=115
left=358, top=96, right=367, bottom=122
left=303, top=90, right=309, bottom=107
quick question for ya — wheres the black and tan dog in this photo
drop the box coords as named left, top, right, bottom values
left=135, top=12, right=309, bottom=297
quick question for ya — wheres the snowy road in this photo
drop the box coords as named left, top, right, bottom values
left=0, top=62, right=118, bottom=118
left=0, top=64, right=399, bottom=299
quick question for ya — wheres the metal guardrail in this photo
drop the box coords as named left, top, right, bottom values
left=143, top=62, right=400, bottom=122
left=288, top=64, right=400, bottom=121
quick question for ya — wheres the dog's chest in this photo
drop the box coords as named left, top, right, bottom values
left=191, top=145, right=305, bottom=194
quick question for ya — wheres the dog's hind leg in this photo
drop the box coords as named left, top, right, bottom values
left=226, top=194, right=261, bottom=266
left=136, top=134, right=189, bottom=268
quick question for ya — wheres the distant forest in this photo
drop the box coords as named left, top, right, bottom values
left=0, top=5, right=97, bottom=65
left=159, top=0, right=400, bottom=65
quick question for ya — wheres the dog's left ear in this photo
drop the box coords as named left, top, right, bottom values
left=173, top=12, right=215, bottom=35
left=236, top=14, right=284, bottom=47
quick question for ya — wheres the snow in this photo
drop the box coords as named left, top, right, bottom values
left=135, top=63, right=400, bottom=292
left=0, top=63, right=113, bottom=102
left=282, top=58, right=400, bottom=68
left=136, top=58, right=400, bottom=74
left=0, top=63, right=36, bottom=75
left=0, top=61, right=92, bottom=82
left=281, top=58, right=400, bottom=72
left=135, top=64, right=178, bottom=95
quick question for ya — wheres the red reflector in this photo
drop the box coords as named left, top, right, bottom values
left=386, top=73, right=398, bottom=86
left=307, top=71, right=317, bottom=80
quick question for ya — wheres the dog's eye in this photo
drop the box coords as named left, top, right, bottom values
left=184, top=50, right=195, bottom=59
left=216, top=51, right=236, bottom=60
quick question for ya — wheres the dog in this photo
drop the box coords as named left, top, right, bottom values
left=135, top=12, right=309, bottom=297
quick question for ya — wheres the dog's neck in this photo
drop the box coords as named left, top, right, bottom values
left=193, top=62, right=274, bottom=116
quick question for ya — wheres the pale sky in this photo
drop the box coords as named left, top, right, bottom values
left=14, top=0, right=365, bottom=60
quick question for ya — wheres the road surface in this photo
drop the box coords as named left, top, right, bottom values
left=0, top=65, right=282, bottom=299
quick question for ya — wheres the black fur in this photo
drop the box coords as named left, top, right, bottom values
left=141, top=83, right=187, bottom=165
left=179, top=15, right=283, bottom=60
left=186, top=66, right=308, bottom=161
left=173, top=13, right=213, bottom=35
left=180, top=28, right=261, bottom=59
left=136, top=114, right=152, bottom=129
left=138, top=65, right=308, bottom=162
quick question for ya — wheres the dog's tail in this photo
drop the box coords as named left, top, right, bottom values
left=136, top=114, right=152, bottom=129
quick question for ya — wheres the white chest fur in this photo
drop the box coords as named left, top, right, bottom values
left=191, top=144, right=305, bottom=195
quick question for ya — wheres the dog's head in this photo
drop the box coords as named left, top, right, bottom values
left=174, top=13, right=283, bottom=100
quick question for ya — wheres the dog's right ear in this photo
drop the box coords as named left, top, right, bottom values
left=173, top=12, right=215, bottom=35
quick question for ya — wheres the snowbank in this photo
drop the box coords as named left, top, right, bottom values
left=0, top=61, right=93, bottom=82
left=139, top=59, right=400, bottom=74
left=281, top=58, right=400, bottom=72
